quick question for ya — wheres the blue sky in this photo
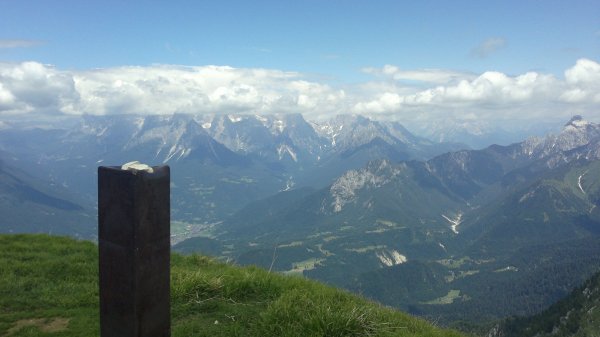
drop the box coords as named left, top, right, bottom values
left=2, top=0, right=598, bottom=78
left=0, top=0, right=599, bottom=125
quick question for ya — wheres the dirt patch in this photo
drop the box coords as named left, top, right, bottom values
left=3, top=317, right=69, bottom=336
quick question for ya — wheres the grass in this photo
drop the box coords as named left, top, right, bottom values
left=283, top=258, right=326, bottom=274
left=345, top=245, right=387, bottom=253
left=437, top=257, right=471, bottom=269
left=277, top=241, right=304, bottom=248
left=0, top=234, right=465, bottom=336
left=375, top=220, right=400, bottom=227
left=423, top=290, right=462, bottom=305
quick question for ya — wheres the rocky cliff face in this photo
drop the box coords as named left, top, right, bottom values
left=329, top=160, right=403, bottom=213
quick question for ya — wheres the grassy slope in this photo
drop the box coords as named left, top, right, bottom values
left=0, top=234, right=464, bottom=337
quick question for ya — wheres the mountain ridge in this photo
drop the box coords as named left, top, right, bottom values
left=201, top=116, right=600, bottom=325
left=0, top=112, right=463, bottom=230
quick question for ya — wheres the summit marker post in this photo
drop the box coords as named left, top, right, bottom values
left=98, top=163, right=171, bottom=337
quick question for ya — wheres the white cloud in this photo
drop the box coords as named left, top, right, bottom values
left=354, top=58, right=600, bottom=123
left=410, top=71, right=558, bottom=103
left=564, top=58, right=600, bottom=85
left=0, top=63, right=346, bottom=118
left=354, top=70, right=559, bottom=113
left=0, top=59, right=599, bottom=125
left=0, top=82, right=15, bottom=109
left=0, top=62, right=78, bottom=114
left=471, top=37, right=507, bottom=58
left=363, top=65, right=474, bottom=84
left=561, top=58, right=600, bottom=103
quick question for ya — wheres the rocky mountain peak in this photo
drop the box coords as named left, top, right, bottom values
left=517, top=116, right=600, bottom=164
left=564, top=115, right=587, bottom=128
left=554, top=115, right=599, bottom=147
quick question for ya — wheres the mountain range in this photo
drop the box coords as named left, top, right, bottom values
left=411, top=118, right=560, bottom=150
left=1, top=112, right=599, bottom=331
left=0, top=113, right=463, bottom=240
left=174, top=115, right=600, bottom=325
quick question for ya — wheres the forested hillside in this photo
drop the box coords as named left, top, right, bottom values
left=492, top=270, right=600, bottom=337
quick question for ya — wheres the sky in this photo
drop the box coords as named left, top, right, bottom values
left=0, top=0, right=599, bottom=127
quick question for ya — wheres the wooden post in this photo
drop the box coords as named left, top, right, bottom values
left=98, top=164, right=170, bottom=337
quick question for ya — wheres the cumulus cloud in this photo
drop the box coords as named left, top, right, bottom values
left=560, top=58, right=600, bottom=103
left=354, top=71, right=557, bottom=114
left=81, top=66, right=343, bottom=117
left=0, top=59, right=599, bottom=124
left=0, top=63, right=346, bottom=118
left=354, top=58, right=600, bottom=123
left=0, top=39, right=42, bottom=49
left=0, top=82, right=15, bottom=109
left=0, top=62, right=78, bottom=114
left=471, top=37, right=507, bottom=58
left=362, top=65, right=474, bottom=84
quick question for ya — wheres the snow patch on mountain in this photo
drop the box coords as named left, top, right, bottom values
left=519, top=189, right=536, bottom=203
left=311, top=120, right=342, bottom=147
left=273, top=119, right=286, bottom=133
left=281, top=177, right=295, bottom=192
left=277, top=144, right=298, bottom=162
left=441, top=212, right=462, bottom=234
left=578, top=171, right=587, bottom=194
left=133, top=117, right=145, bottom=130
left=254, top=114, right=268, bottom=124
left=164, top=144, right=192, bottom=163
left=228, top=115, right=243, bottom=123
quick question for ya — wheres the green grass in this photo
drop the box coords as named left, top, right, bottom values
left=423, top=290, right=461, bottom=305
left=0, top=234, right=465, bottom=336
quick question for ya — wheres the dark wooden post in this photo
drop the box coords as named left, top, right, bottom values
left=98, top=164, right=170, bottom=337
